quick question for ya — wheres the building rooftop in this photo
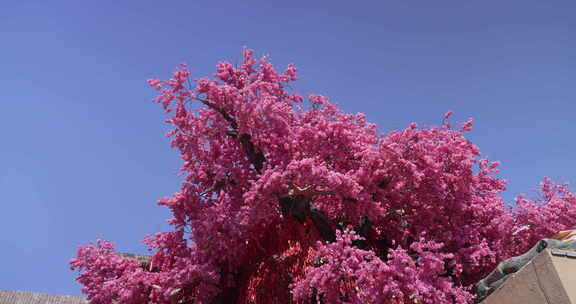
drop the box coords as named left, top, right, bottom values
left=481, top=248, right=576, bottom=304
left=0, top=290, right=86, bottom=304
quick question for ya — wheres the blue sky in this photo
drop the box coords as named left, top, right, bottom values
left=1, top=0, right=574, bottom=297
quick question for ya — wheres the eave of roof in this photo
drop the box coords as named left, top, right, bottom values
left=0, top=290, right=86, bottom=304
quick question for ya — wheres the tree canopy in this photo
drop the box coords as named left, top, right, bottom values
left=71, top=49, right=576, bottom=304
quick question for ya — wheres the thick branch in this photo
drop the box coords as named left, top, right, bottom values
left=195, top=97, right=266, bottom=174
left=239, top=133, right=265, bottom=174
left=195, top=97, right=238, bottom=129
left=277, top=185, right=336, bottom=243
left=310, top=208, right=336, bottom=243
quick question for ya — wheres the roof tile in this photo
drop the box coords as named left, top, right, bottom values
left=0, top=290, right=86, bottom=304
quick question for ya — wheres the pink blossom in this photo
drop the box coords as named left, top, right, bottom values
left=460, top=118, right=474, bottom=132
left=72, top=49, right=576, bottom=304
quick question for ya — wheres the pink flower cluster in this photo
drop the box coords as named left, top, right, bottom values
left=71, top=49, right=576, bottom=303
left=291, top=230, right=473, bottom=303
left=70, top=233, right=220, bottom=304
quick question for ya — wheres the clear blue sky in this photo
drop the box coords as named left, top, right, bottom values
left=1, top=0, right=574, bottom=297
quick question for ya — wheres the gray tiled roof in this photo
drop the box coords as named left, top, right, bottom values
left=0, top=290, right=86, bottom=304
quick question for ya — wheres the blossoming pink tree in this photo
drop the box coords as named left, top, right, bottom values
left=71, top=49, right=576, bottom=304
